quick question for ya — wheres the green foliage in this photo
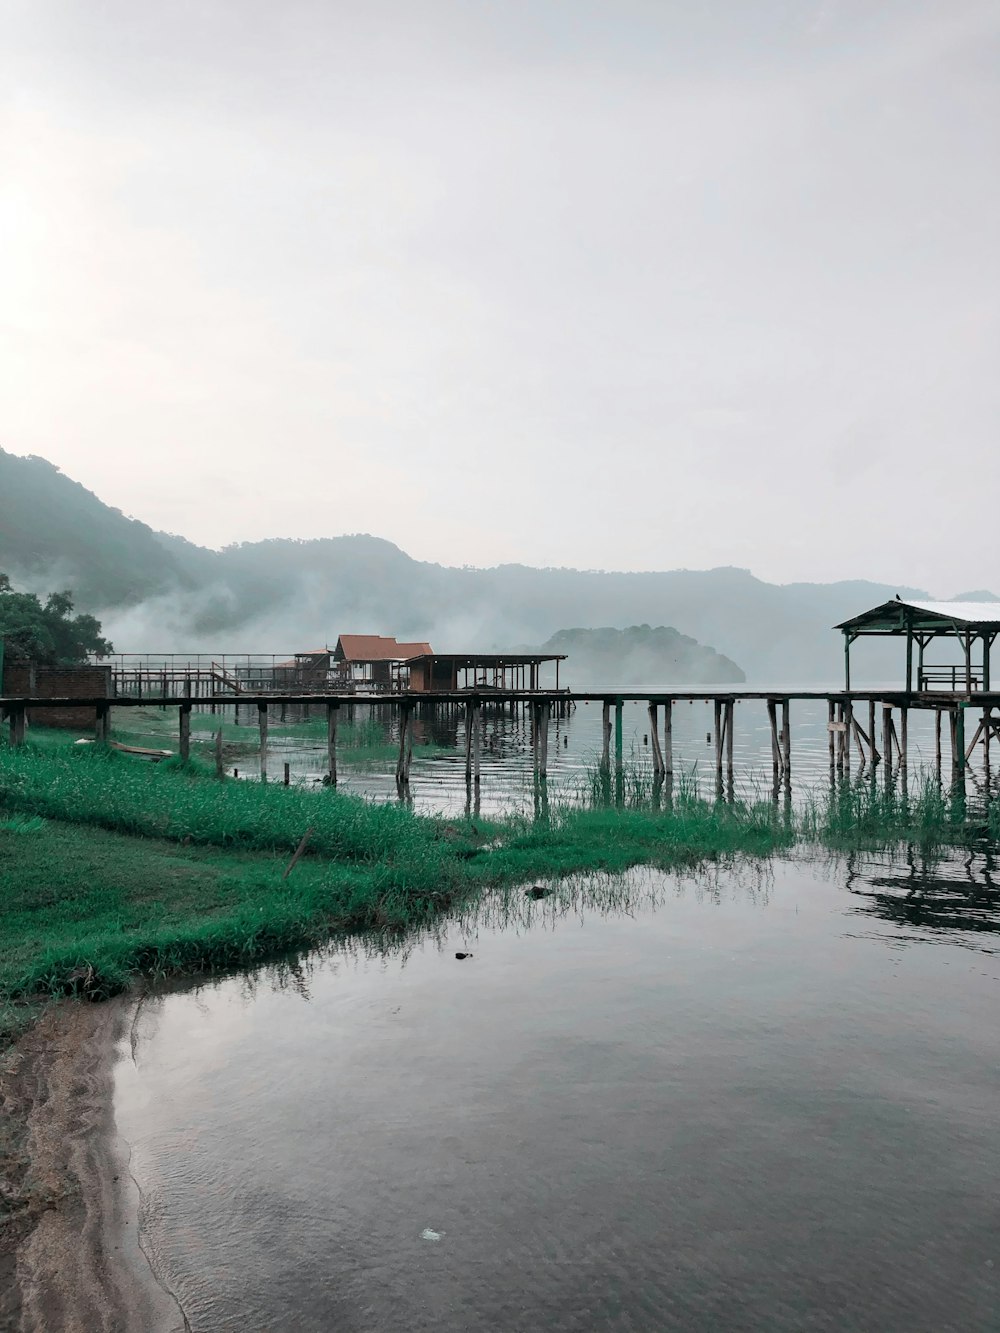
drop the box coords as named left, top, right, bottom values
left=0, top=572, right=113, bottom=664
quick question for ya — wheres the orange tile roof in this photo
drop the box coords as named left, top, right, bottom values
left=335, top=635, right=432, bottom=662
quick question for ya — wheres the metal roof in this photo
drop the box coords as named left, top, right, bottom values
left=836, top=599, right=1000, bottom=633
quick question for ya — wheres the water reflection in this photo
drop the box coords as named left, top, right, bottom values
left=844, top=841, right=1000, bottom=939
left=117, top=853, right=1000, bottom=1333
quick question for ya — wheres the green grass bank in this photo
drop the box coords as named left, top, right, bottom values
left=0, top=735, right=991, bottom=1047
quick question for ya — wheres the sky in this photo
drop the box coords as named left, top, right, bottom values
left=2, top=0, right=998, bottom=593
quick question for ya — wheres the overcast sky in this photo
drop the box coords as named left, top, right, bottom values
left=2, top=1, right=998, bottom=592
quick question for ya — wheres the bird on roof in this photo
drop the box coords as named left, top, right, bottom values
left=895, top=594, right=901, bottom=601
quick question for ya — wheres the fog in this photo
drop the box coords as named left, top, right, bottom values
left=3, top=1, right=999, bottom=594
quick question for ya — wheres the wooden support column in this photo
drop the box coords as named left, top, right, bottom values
left=955, top=706, right=966, bottom=776
left=464, top=701, right=474, bottom=781
left=828, top=700, right=836, bottom=775
left=538, top=701, right=550, bottom=778
left=601, top=701, right=611, bottom=769
left=396, top=704, right=412, bottom=785
left=882, top=705, right=892, bottom=777
left=663, top=699, right=673, bottom=778
left=935, top=708, right=942, bottom=774
left=614, top=699, right=623, bottom=776
left=900, top=705, right=908, bottom=771
left=10, top=704, right=26, bottom=747
left=725, top=699, right=735, bottom=782
left=258, top=703, right=268, bottom=780
left=780, top=700, right=791, bottom=782
left=214, top=726, right=224, bottom=778
left=843, top=699, right=853, bottom=775
left=95, top=701, right=110, bottom=743
left=868, top=700, right=879, bottom=766
left=713, top=700, right=723, bottom=782
left=472, top=701, right=481, bottom=788
left=766, top=700, right=779, bottom=779
left=179, top=703, right=191, bottom=762
left=647, top=703, right=664, bottom=778
left=327, top=703, right=339, bottom=787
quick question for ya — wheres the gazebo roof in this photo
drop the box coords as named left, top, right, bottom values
left=836, top=599, right=1000, bottom=634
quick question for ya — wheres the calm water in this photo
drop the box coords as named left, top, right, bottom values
left=230, top=688, right=993, bottom=816
left=117, top=848, right=1000, bottom=1332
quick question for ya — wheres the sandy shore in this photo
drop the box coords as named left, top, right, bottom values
left=1, top=999, right=186, bottom=1333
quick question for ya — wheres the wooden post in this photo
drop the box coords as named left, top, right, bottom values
left=327, top=703, right=338, bottom=786
left=647, top=703, right=664, bottom=778
left=472, top=701, right=481, bottom=788
left=900, top=706, right=908, bottom=771
left=258, top=703, right=268, bottom=780
left=843, top=633, right=851, bottom=690
left=396, top=704, right=411, bottom=785
left=179, top=703, right=191, bottom=762
left=843, top=699, right=853, bottom=775
left=663, top=699, right=673, bottom=778
left=868, top=700, right=878, bottom=766
left=464, top=701, right=474, bottom=781
left=713, top=699, right=723, bottom=781
left=283, top=762, right=290, bottom=786
left=905, top=625, right=913, bottom=694
left=539, top=701, right=550, bottom=778
left=725, top=699, right=734, bottom=782
left=882, top=705, right=892, bottom=777
left=214, top=727, right=224, bottom=777
left=614, top=699, right=623, bottom=776
left=767, top=699, right=780, bottom=779
left=780, top=699, right=791, bottom=782
left=827, top=700, right=836, bottom=775
left=601, top=700, right=611, bottom=769
left=935, top=708, right=942, bottom=774
left=10, top=704, right=26, bottom=747
left=955, top=706, right=966, bottom=775
left=95, top=701, right=110, bottom=743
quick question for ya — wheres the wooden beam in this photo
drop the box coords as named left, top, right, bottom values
left=725, top=699, right=734, bottom=781
left=767, top=699, right=780, bottom=778
left=714, top=699, right=723, bottom=780
left=663, top=699, right=673, bottom=778
left=601, top=700, right=611, bottom=769
left=780, top=699, right=791, bottom=781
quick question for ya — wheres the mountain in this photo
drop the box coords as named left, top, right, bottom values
left=0, top=448, right=940, bottom=683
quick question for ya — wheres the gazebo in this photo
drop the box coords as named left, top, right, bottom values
left=835, top=599, right=1000, bottom=693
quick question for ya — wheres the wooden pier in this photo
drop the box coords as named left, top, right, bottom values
left=3, top=689, right=996, bottom=800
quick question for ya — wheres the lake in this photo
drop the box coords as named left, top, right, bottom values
left=117, top=846, right=1000, bottom=1331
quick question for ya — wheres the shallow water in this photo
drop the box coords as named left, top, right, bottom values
left=118, top=849, right=1000, bottom=1331
left=221, top=690, right=995, bottom=817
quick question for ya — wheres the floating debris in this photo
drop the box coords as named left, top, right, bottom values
left=421, top=1229, right=443, bottom=1242
left=525, top=885, right=554, bottom=900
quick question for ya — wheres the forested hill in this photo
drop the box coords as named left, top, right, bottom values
left=0, top=449, right=217, bottom=606
left=536, top=626, right=745, bottom=686
left=0, top=448, right=947, bottom=681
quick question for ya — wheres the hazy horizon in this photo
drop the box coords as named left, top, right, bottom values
left=3, top=1, right=998, bottom=593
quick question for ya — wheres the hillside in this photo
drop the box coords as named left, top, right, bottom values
left=0, top=449, right=949, bottom=681
left=536, top=626, right=745, bottom=687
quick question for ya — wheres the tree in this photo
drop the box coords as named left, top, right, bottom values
left=0, top=574, right=113, bottom=664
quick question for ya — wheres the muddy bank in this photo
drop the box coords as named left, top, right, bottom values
left=0, top=1000, right=184, bottom=1332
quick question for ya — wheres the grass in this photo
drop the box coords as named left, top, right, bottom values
left=1, top=733, right=995, bottom=1047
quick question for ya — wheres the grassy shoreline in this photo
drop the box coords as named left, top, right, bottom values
left=0, top=734, right=991, bottom=1047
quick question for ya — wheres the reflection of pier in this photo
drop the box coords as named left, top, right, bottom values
left=3, top=688, right=999, bottom=801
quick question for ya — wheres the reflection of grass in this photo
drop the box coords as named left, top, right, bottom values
left=2, top=734, right=995, bottom=1046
